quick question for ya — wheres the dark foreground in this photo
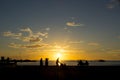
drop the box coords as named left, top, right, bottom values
left=0, top=65, right=120, bottom=80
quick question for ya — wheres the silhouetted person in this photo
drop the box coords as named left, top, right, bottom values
left=56, top=58, right=59, bottom=66
left=45, top=58, right=48, bottom=66
left=13, top=59, right=17, bottom=65
left=78, top=60, right=89, bottom=66
left=40, top=58, right=43, bottom=66
left=78, top=60, right=83, bottom=66
left=85, top=60, right=89, bottom=66
left=6, top=57, right=10, bottom=64
left=1, top=56, right=5, bottom=64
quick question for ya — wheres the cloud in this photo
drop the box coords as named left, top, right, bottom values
left=45, top=27, right=50, bottom=31
left=69, top=41, right=84, bottom=44
left=53, top=45, right=69, bottom=49
left=20, top=36, right=43, bottom=42
left=88, top=42, right=100, bottom=46
left=3, top=27, right=48, bottom=43
left=47, top=43, right=70, bottom=50
left=9, top=43, right=49, bottom=49
left=3, top=27, right=49, bottom=49
left=20, top=27, right=33, bottom=36
left=66, top=21, right=84, bottom=27
left=8, top=43, right=22, bottom=48
left=36, top=32, right=48, bottom=38
left=29, top=37, right=42, bottom=42
left=3, top=31, right=22, bottom=39
left=22, top=44, right=49, bottom=49
left=107, top=49, right=120, bottom=53
left=107, top=0, right=120, bottom=9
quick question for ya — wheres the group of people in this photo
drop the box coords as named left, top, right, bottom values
left=77, top=60, right=89, bottom=66
left=40, top=58, right=89, bottom=66
left=40, top=58, right=66, bottom=67
left=40, top=58, right=48, bottom=66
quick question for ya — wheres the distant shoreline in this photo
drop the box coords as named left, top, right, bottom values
left=16, top=60, right=120, bottom=66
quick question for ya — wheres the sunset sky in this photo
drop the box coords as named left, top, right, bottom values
left=0, top=0, right=120, bottom=60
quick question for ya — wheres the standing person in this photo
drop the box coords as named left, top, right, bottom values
left=78, top=60, right=83, bottom=66
left=56, top=58, right=59, bottom=66
left=85, top=60, right=89, bottom=66
left=40, top=58, right=43, bottom=66
left=45, top=58, right=49, bottom=67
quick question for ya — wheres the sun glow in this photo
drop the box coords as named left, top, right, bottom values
left=53, top=47, right=65, bottom=60
left=56, top=52, right=62, bottom=58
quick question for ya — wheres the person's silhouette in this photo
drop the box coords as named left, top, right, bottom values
left=85, top=60, right=89, bottom=66
left=40, top=58, right=43, bottom=66
left=78, top=60, right=83, bottom=66
left=45, top=58, right=48, bottom=66
left=56, top=58, right=59, bottom=66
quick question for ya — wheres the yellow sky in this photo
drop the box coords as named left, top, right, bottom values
left=0, top=40, right=120, bottom=61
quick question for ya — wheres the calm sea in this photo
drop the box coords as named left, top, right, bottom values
left=17, top=60, right=120, bottom=66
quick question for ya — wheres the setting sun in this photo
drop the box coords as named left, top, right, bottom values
left=56, top=52, right=62, bottom=58
left=51, top=45, right=67, bottom=60
left=54, top=51, right=64, bottom=60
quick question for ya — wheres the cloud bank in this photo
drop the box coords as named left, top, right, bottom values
left=3, top=27, right=48, bottom=43
left=3, top=27, right=49, bottom=49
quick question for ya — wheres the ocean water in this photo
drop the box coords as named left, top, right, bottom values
left=17, top=60, right=120, bottom=66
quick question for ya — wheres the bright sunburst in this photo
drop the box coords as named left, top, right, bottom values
left=53, top=45, right=65, bottom=60
left=56, top=52, right=62, bottom=58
